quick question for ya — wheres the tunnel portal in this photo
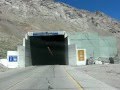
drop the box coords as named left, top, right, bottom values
left=29, top=32, right=68, bottom=65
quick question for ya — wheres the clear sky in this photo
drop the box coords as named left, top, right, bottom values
left=56, top=0, right=120, bottom=20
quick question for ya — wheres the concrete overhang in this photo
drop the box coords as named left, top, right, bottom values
left=25, top=31, right=67, bottom=40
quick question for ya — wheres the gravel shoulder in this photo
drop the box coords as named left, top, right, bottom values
left=74, top=64, right=120, bottom=89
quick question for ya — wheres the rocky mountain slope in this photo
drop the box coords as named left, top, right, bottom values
left=0, top=0, right=120, bottom=58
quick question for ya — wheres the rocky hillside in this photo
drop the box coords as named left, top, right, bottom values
left=0, top=0, right=120, bottom=58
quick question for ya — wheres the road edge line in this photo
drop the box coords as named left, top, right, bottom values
left=63, top=66, right=83, bottom=90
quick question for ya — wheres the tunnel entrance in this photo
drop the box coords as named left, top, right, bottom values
left=30, top=35, right=68, bottom=65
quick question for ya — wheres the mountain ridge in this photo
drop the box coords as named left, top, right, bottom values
left=0, top=0, right=120, bottom=58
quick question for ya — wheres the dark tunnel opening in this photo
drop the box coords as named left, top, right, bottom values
left=30, top=35, right=68, bottom=65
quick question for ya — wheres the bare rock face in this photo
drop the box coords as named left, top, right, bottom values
left=0, top=0, right=120, bottom=57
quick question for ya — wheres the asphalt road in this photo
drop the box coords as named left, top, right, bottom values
left=0, top=65, right=82, bottom=90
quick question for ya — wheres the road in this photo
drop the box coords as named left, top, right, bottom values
left=0, top=65, right=82, bottom=90
left=0, top=65, right=118, bottom=90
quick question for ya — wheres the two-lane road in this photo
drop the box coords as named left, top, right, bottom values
left=0, top=65, right=82, bottom=90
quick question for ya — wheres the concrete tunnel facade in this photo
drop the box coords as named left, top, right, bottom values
left=18, top=31, right=69, bottom=67
left=7, top=31, right=118, bottom=68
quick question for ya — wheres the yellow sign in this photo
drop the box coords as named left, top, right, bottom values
left=78, top=50, right=85, bottom=61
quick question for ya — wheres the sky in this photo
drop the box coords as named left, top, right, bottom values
left=56, top=0, right=120, bottom=20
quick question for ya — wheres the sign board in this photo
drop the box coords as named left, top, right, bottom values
left=9, top=56, right=17, bottom=62
left=78, top=50, right=85, bottom=61
left=33, top=32, right=59, bottom=36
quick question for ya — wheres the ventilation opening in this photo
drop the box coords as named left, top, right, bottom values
left=30, top=35, right=68, bottom=65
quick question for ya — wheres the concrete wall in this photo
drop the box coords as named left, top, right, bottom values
left=68, top=44, right=77, bottom=65
left=17, top=45, right=25, bottom=67
left=68, top=32, right=117, bottom=59
left=25, top=38, right=32, bottom=66
left=17, top=37, right=32, bottom=67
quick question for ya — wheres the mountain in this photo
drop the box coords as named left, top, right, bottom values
left=0, top=0, right=120, bottom=58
